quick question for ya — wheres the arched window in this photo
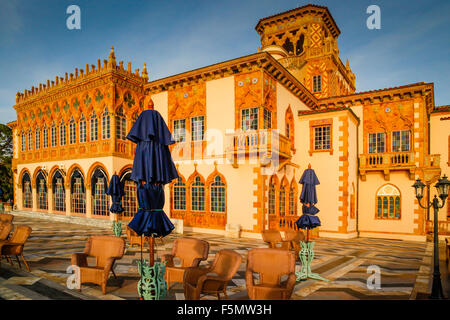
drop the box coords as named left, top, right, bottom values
left=210, top=176, right=225, bottom=213
left=59, top=119, right=66, bottom=146
left=43, top=124, right=48, bottom=148
left=79, top=114, right=86, bottom=143
left=91, top=168, right=109, bottom=217
left=21, top=131, right=26, bottom=151
left=69, top=117, right=76, bottom=144
left=52, top=170, right=65, bottom=212
left=295, top=34, right=304, bottom=55
left=115, top=107, right=127, bottom=140
left=22, top=172, right=32, bottom=209
left=51, top=122, right=57, bottom=147
left=35, top=126, right=40, bottom=150
left=71, top=169, right=86, bottom=214
left=268, top=176, right=276, bottom=215
left=376, top=184, right=401, bottom=219
left=279, top=183, right=286, bottom=217
left=131, top=113, right=139, bottom=127
left=120, top=171, right=137, bottom=219
left=102, top=108, right=110, bottom=139
left=36, top=171, right=48, bottom=210
left=173, top=177, right=186, bottom=211
left=191, top=176, right=205, bottom=211
left=282, top=38, right=294, bottom=55
left=28, top=130, right=33, bottom=150
left=289, top=184, right=297, bottom=215
left=90, top=111, right=98, bottom=141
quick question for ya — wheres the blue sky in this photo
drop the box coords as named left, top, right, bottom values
left=1, top=0, right=449, bottom=123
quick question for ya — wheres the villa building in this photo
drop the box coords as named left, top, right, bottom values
left=7, top=4, right=449, bottom=241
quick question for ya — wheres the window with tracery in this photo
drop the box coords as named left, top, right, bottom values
left=79, top=114, right=86, bottom=143
left=102, top=108, right=110, bottom=139
left=115, top=107, right=127, bottom=140
left=210, top=176, right=225, bottom=213
left=53, top=171, right=66, bottom=212
left=376, top=184, right=401, bottom=219
left=71, top=170, right=86, bottom=214
left=92, top=169, right=109, bottom=217
left=37, top=172, right=48, bottom=210
left=22, top=173, right=32, bottom=209
left=90, top=111, right=98, bottom=141
left=121, top=172, right=137, bottom=218
left=173, top=177, right=186, bottom=210
left=191, top=176, right=205, bottom=211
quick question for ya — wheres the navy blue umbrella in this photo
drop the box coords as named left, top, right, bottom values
left=296, top=167, right=321, bottom=232
left=106, top=174, right=124, bottom=214
left=126, top=109, right=179, bottom=266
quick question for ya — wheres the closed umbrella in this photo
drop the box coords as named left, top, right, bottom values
left=126, top=109, right=179, bottom=300
left=295, top=165, right=328, bottom=282
left=106, top=174, right=125, bottom=236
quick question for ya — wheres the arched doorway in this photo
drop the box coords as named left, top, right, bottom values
left=91, top=167, right=109, bottom=218
left=120, top=170, right=137, bottom=220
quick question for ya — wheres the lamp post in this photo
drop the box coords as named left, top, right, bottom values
left=412, top=175, right=450, bottom=299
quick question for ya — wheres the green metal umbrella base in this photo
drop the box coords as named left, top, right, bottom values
left=295, top=241, right=329, bottom=282
left=137, top=260, right=168, bottom=300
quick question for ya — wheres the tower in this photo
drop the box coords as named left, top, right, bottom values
left=255, top=4, right=356, bottom=98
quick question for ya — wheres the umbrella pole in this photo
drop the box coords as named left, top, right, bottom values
left=149, top=236, right=155, bottom=267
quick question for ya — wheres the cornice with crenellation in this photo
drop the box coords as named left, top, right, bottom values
left=14, top=71, right=145, bottom=113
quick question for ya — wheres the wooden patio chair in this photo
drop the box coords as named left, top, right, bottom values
left=126, top=225, right=148, bottom=247
left=261, top=230, right=290, bottom=250
left=184, top=249, right=242, bottom=300
left=71, top=235, right=126, bottom=294
left=1, top=225, right=32, bottom=272
left=0, top=222, right=13, bottom=241
left=246, top=248, right=296, bottom=300
left=284, top=230, right=305, bottom=260
left=0, top=213, right=14, bottom=224
left=161, top=237, right=209, bottom=289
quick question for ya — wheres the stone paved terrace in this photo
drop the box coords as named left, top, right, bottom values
left=0, top=213, right=449, bottom=300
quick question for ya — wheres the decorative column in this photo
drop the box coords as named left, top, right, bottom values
left=65, top=182, right=71, bottom=216
left=48, top=184, right=54, bottom=214
left=85, top=185, right=92, bottom=218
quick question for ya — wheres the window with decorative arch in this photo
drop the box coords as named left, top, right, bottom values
left=115, top=107, right=127, bottom=140
left=102, top=108, right=110, bottom=139
left=59, top=119, right=66, bottom=146
left=191, top=176, right=205, bottom=212
left=52, top=170, right=65, bottom=213
left=21, top=131, right=26, bottom=151
left=268, top=175, right=277, bottom=215
left=79, top=114, right=87, bottom=143
left=69, top=117, right=76, bottom=144
left=90, top=111, right=98, bottom=141
left=376, top=184, right=401, bottom=220
left=91, top=168, right=109, bottom=217
left=28, top=130, right=33, bottom=151
left=70, top=169, right=86, bottom=214
left=288, top=180, right=298, bottom=216
left=51, top=122, right=57, bottom=147
left=120, top=171, right=137, bottom=219
left=210, top=176, right=225, bottom=213
left=43, top=124, right=48, bottom=148
left=173, top=177, right=187, bottom=211
left=22, top=172, right=32, bottom=209
left=35, top=127, right=40, bottom=150
left=36, top=171, right=48, bottom=210
left=279, top=180, right=288, bottom=217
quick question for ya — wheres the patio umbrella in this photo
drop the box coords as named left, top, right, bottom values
left=106, top=174, right=124, bottom=214
left=106, top=174, right=125, bottom=236
left=295, top=165, right=327, bottom=282
left=126, top=109, right=179, bottom=300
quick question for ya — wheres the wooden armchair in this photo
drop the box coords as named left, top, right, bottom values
left=284, top=230, right=305, bottom=260
left=184, top=249, right=242, bottom=300
left=0, top=213, right=14, bottom=224
left=1, top=225, right=32, bottom=272
left=0, top=222, right=13, bottom=241
left=71, top=235, right=125, bottom=294
left=261, top=230, right=290, bottom=250
left=126, top=225, right=148, bottom=247
left=246, top=248, right=296, bottom=300
left=161, top=237, right=209, bottom=289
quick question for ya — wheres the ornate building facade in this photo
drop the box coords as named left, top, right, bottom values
left=8, top=4, right=449, bottom=241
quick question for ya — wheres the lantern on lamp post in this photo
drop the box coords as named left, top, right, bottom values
left=412, top=175, right=450, bottom=299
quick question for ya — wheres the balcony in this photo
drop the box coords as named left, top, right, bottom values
left=426, top=220, right=450, bottom=236
left=359, top=152, right=441, bottom=181
left=225, top=129, right=291, bottom=167
left=359, top=151, right=415, bottom=181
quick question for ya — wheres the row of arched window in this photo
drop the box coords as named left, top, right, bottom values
left=268, top=175, right=298, bottom=217
left=20, top=107, right=137, bottom=152
left=20, top=168, right=137, bottom=219
left=171, top=172, right=226, bottom=214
